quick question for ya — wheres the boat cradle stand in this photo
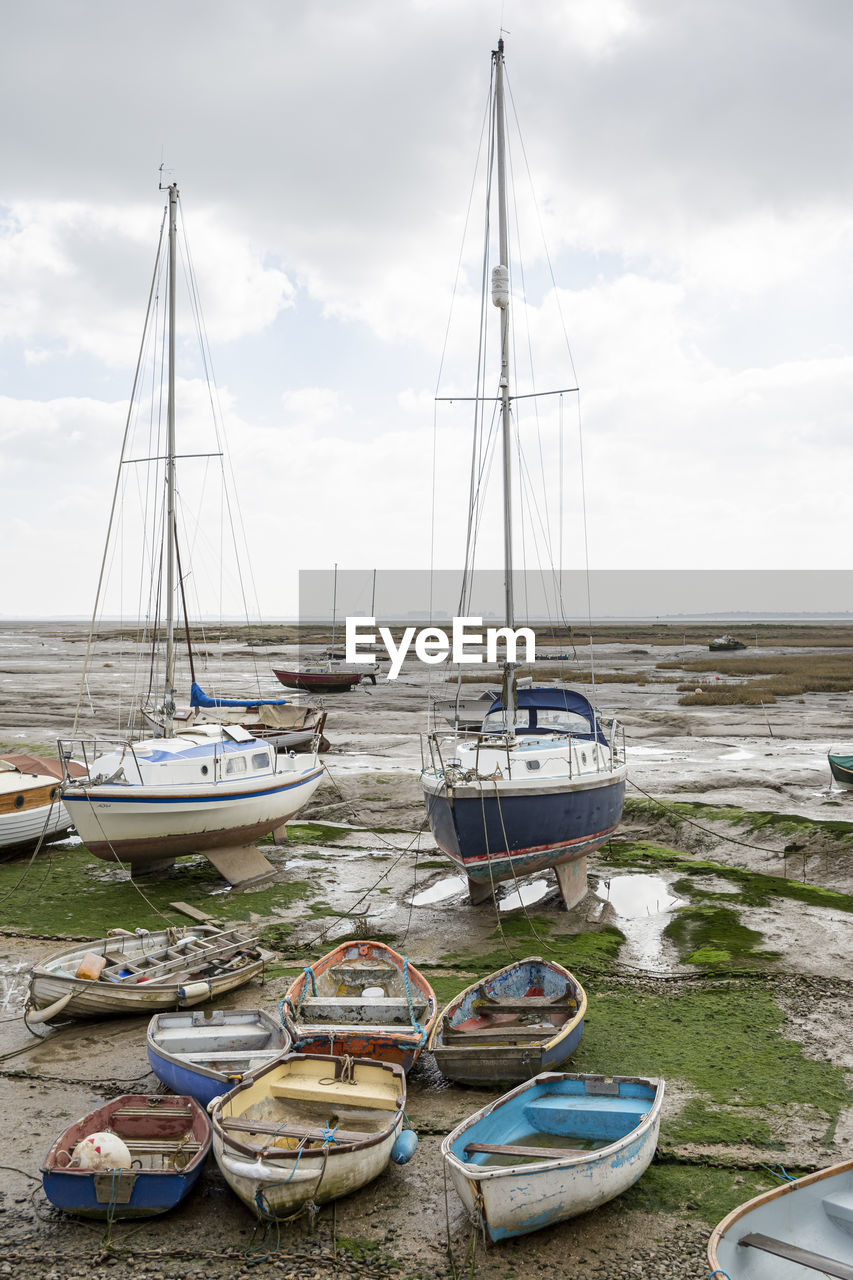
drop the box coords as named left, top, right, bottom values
left=203, top=844, right=278, bottom=889
left=466, top=856, right=588, bottom=911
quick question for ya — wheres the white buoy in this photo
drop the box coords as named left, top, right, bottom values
left=72, top=1131, right=132, bottom=1170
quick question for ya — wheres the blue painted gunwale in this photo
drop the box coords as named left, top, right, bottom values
left=61, top=765, right=323, bottom=807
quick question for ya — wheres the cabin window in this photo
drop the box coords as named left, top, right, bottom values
left=252, top=751, right=270, bottom=770
left=225, top=755, right=247, bottom=775
left=14, top=794, right=24, bottom=808
left=526, top=759, right=541, bottom=771
left=200, top=765, right=209, bottom=776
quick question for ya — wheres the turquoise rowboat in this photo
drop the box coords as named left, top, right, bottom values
left=708, top=1159, right=853, bottom=1278
left=829, top=748, right=853, bottom=790
left=442, top=1072, right=664, bottom=1242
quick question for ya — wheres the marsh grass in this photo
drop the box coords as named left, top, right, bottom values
left=657, top=651, right=853, bottom=703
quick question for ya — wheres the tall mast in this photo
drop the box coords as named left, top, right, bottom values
left=494, top=39, right=513, bottom=631
left=164, top=182, right=178, bottom=734
left=492, top=38, right=516, bottom=734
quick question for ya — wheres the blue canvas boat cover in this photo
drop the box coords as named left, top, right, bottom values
left=190, top=682, right=289, bottom=710
left=486, top=686, right=608, bottom=743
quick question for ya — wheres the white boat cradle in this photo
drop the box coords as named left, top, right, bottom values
left=27, top=925, right=266, bottom=1022
left=442, top=1072, right=664, bottom=1242
left=0, top=754, right=78, bottom=856
left=209, top=1052, right=407, bottom=1220
left=58, top=182, right=323, bottom=888
left=708, top=1158, right=853, bottom=1280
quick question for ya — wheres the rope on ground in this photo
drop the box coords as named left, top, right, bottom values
left=627, top=776, right=806, bottom=856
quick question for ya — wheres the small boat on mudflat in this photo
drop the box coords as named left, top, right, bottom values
left=0, top=754, right=85, bottom=857
left=709, top=634, right=747, bottom=651
left=41, top=1093, right=210, bottom=1219
left=273, top=667, right=369, bottom=693
left=828, top=746, right=853, bottom=790
left=282, top=941, right=437, bottom=1072
left=429, top=957, right=586, bottom=1086
left=210, top=1052, right=407, bottom=1219
left=147, top=1008, right=291, bottom=1106
left=442, top=1072, right=664, bottom=1242
left=708, top=1158, right=853, bottom=1279
left=27, top=925, right=265, bottom=1022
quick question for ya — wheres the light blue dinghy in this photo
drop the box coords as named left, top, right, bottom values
left=442, top=1072, right=664, bottom=1242
left=147, top=1009, right=291, bottom=1107
left=708, top=1159, right=853, bottom=1279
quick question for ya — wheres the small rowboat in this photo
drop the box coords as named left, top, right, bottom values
left=428, top=957, right=586, bottom=1085
left=210, top=1052, right=406, bottom=1219
left=273, top=667, right=365, bottom=693
left=708, top=1159, right=853, bottom=1279
left=829, top=747, right=853, bottom=791
left=147, top=1009, right=292, bottom=1106
left=41, top=1094, right=211, bottom=1219
left=282, top=941, right=438, bottom=1072
left=443, top=1072, right=664, bottom=1242
left=27, top=925, right=265, bottom=1022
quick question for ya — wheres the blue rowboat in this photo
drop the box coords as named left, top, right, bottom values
left=708, top=1159, right=853, bottom=1279
left=428, top=957, right=586, bottom=1086
left=41, top=1094, right=211, bottom=1219
left=147, top=1009, right=291, bottom=1106
left=442, top=1072, right=664, bottom=1242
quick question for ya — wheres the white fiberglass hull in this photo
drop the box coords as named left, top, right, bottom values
left=0, top=799, right=73, bottom=856
left=61, top=763, right=322, bottom=869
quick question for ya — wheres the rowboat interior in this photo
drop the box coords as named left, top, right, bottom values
left=216, top=1056, right=404, bottom=1154
left=150, top=1010, right=288, bottom=1076
left=45, top=1096, right=208, bottom=1175
left=45, top=928, right=258, bottom=985
left=450, top=1076, right=658, bottom=1168
left=295, top=956, right=430, bottom=1028
left=441, top=963, right=581, bottom=1048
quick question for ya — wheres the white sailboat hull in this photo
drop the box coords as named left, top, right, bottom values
left=62, top=763, right=323, bottom=869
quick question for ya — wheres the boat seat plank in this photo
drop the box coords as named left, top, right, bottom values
left=299, top=996, right=426, bottom=1014
left=156, top=1028, right=270, bottom=1050
left=472, top=999, right=572, bottom=1014
left=463, top=1141, right=583, bottom=1161
left=738, top=1232, right=853, bottom=1280
left=823, top=1190, right=853, bottom=1226
left=220, top=1118, right=372, bottom=1143
left=268, top=1078, right=400, bottom=1111
left=441, top=1025, right=554, bottom=1044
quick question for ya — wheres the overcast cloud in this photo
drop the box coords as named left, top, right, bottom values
left=2, top=0, right=852, bottom=617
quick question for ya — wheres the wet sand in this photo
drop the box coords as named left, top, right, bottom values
left=2, top=621, right=853, bottom=1279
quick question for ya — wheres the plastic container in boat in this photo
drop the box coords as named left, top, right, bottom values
left=75, top=952, right=107, bottom=981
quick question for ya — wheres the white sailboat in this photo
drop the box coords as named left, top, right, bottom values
left=421, top=40, right=626, bottom=911
left=59, top=183, right=323, bottom=885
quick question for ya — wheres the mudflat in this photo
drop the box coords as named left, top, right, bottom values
left=2, top=620, right=852, bottom=1279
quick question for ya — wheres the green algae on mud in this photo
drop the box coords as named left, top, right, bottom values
left=439, top=918, right=625, bottom=976
left=623, top=797, right=853, bottom=850
left=573, top=981, right=851, bottom=1147
left=0, top=845, right=314, bottom=937
left=664, top=904, right=780, bottom=971
left=619, top=1163, right=773, bottom=1228
left=605, top=836, right=853, bottom=917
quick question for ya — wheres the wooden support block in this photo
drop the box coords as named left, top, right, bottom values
left=204, top=844, right=277, bottom=888
left=170, top=901, right=214, bottom=922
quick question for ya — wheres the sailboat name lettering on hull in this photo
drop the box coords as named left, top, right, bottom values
left=345, top=616, right=536, bottom=680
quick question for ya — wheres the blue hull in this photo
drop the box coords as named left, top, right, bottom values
left=42, top=1161, right=205, bottom=1219
left=147, top=1046, right=224, bottom=1108
left=425, top=775, right=625, bottom=883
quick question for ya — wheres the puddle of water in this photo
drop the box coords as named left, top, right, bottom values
left=603, top=874, right=683, bottom=919
left=409, top=875, right=467, bottom=906
left=599, top=873, right=685, bottom=973
left=720, top=749, right=753, bottom=760
left=498, top=880, right=550, bottom=912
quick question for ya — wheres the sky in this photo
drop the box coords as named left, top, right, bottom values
left=3, top=0, right=853, bottom=619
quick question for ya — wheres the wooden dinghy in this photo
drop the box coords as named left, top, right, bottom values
left=41, top=1094, right=211, bottom=1219
left=147, top=1009, right=291, bottom=1106
left=442, top=1072, right=664, bottom=1242
left=282, top=941, right=438, bottom=1072
left=429, top=957, right=586, bottom=1085
left=708, top=1159, right=853, bottom=1279
left=210, top=1052, right=406, bottom=1219
left=27, top=925, right=265, bottom=1022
